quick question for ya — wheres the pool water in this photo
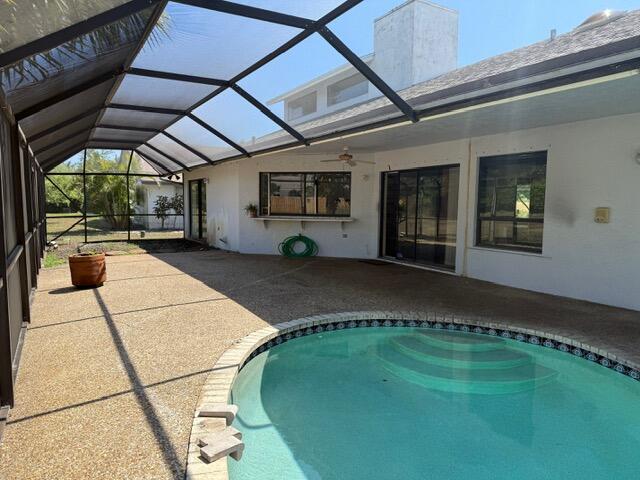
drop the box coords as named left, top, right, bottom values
left=228, top=328, right=640, bottom=480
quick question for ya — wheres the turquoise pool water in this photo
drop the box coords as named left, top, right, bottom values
left=228, top=328, right=640, bottom=480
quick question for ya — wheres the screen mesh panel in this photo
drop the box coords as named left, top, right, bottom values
left=29, top=113, right=99, bottom=152
left=19, top=79, right=114, bottom=138
left=38, top=132, right=90, bottom=164
left=131, top=2, right=301, bottom=79
left=193, top=89, right=296, bottom=153
left=100, top=108, right=178, bottom=130
left=1, top=7, right=154, bottom=114
left=0, top=0, right=131, bottom=54
left=166, top=117, right=241, bottom=161
left=137, top=144, right=183, bottom=172
left=129, top=153, right=165, bottom=174
left=91, top=127, right=153, bottom=143
left=48, top=152, right=84, bottom=173
left=86, top=141, right=140, bottom=150
left=146, top=134, right=210, bottom=167
left=111, top=74, right=216, bottom=109
left=232, top=1, right=346, bottom=20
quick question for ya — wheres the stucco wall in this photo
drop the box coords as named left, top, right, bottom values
left=184, top=112, right=640, bottom=310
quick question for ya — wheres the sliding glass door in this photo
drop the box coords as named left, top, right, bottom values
left=189, top=179, right=207, bottom=241
left=381, top=165, right=459, bottom=269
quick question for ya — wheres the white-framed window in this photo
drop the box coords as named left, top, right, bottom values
left=286, top=91, right=317, bottom=121
left=327, top=73, right=368, bottom=106
left=476, top=151, right=547, bottom=253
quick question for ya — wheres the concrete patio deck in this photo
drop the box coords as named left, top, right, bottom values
left=0, top=250, right=638, bottom=480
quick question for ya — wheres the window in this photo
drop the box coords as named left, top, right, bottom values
left=476, top=152, right=547, bottom=253
left=286, top=91, right=317, bottom=121
left=327, top=73, right=368, bottom=106
left=259, top=172, right=351, bottom=217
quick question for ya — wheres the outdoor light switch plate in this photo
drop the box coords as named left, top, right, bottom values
left=594, top=207, right=610, bottom=223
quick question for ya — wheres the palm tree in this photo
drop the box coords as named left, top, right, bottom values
left=0, top=0, right=170, bottom=86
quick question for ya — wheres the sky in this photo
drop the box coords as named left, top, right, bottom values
left=61, top=0, right=640, bottom=167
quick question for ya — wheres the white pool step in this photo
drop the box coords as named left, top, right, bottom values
left=418, top=329, right=506, bottom=352
left=198, top=426, right=243, bottom=447
left=200, top=434, right=244, bottom=463
left=197, top=403, right=238, bottom=426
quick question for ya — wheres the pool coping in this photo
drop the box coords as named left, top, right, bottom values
left=185, top=310, right=640, bottom=479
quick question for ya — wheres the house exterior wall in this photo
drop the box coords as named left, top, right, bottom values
left=184, top=112, right=640, bottom=311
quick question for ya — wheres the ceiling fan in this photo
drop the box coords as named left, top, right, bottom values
left=320, top=147, right=374, bottom=167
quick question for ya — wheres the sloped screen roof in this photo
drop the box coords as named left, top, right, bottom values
left=0, top=0, right=417, bottom=172
left=1, top=1, right=639, bottom=173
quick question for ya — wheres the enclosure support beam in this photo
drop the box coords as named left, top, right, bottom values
left=108, top=104, right=184, bottom=116
left=187, top=114, right=250, bottom=157
left=127, top=68, right=228, bottom=86
left=134, top=150, right=172, bottom=175
left=319, top=27, right=418, bottom=123
left=161, top=132, right=215, bottom=165
left=230, top=85, right=307, bottom=144
left=143, top=143, right=191, bottom=171
left=14, top=70, right=122, bottom=121
left=27, top=107, right=103, bottom=143
left=174, top=0, right=312, bottom=29
left=32, top=127, right=94, bottom=156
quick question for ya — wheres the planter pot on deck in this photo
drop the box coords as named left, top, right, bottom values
left=69, top=253, right=106, bottom=288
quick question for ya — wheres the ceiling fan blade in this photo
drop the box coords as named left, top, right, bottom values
left=320, top=159, right=341, bottom=162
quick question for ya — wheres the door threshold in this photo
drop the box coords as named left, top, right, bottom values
left=378, top=257, right=459, bottom=276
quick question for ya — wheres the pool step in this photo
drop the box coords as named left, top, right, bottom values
left=417, top=329, right=506, bottom=352
left=390, top=336, right=532, bottom=370
left=378, top=346, right=557, bottom=394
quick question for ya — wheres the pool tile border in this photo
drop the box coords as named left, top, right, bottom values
left=186, top=310, right=640, bottom=479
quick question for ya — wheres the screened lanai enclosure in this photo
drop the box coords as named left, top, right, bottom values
left=0, top=0, right=434, bottom=413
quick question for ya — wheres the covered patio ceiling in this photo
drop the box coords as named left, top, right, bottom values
left=0, top=0, right=419, bottom=175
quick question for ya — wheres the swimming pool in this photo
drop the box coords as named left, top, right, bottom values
left=228, top=327, right=640, bottom=479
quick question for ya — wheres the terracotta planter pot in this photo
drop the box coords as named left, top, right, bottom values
left=69, top=253, right=106, bottom=288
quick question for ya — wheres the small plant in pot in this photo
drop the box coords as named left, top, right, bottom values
left=244, top=203, right=258, bottom=218
left=69, top=249, right=107, bottom=288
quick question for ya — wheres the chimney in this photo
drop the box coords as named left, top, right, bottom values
left=372, top=0, right=458, bottom=91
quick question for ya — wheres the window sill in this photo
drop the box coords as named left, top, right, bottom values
left=252, top=216, right=354, bottom=229
left=467, top=246, right=551, bottom=259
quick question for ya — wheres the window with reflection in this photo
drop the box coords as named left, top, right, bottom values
left=327, top=73, right=368, bottom=106
left=286, top=91, right=317, bottom=121
left=259, top=172, right=351, bottom=217
left=476, top=152, right=547, bottom=253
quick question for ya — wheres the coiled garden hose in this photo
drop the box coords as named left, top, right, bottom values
left=278, top=234, right=318, bottom=258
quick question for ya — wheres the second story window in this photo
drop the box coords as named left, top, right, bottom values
left=286, top=91, right=317, bottom=121
left=327, top=73, right=369, bottom=107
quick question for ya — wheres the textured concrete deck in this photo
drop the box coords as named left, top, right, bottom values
left=0, top=250, right=638, bottom=480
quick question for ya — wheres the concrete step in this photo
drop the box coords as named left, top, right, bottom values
left=417, top=329, right=506, bottom=352
left=390, top=335, right=532, bottom=370
left=378, top=346, right=557, bottom=394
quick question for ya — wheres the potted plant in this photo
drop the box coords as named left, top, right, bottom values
left=244, top=203, right=258, bottom=218
left=69, top=251, right=107, bottom=288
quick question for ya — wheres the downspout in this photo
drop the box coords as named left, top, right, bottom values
left=462, top=139, right=472, bottom=276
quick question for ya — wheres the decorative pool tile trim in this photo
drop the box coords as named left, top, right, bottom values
left=186, top=311, right=640, bottom=480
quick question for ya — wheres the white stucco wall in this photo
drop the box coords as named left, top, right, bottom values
left=184, top=112, right=640, bottom=310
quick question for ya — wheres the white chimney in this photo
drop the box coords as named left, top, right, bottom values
left=372, top=0, right=458, bottom=91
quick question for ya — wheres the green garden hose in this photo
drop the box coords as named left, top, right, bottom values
left=278, top=234, right=318, bottom=258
